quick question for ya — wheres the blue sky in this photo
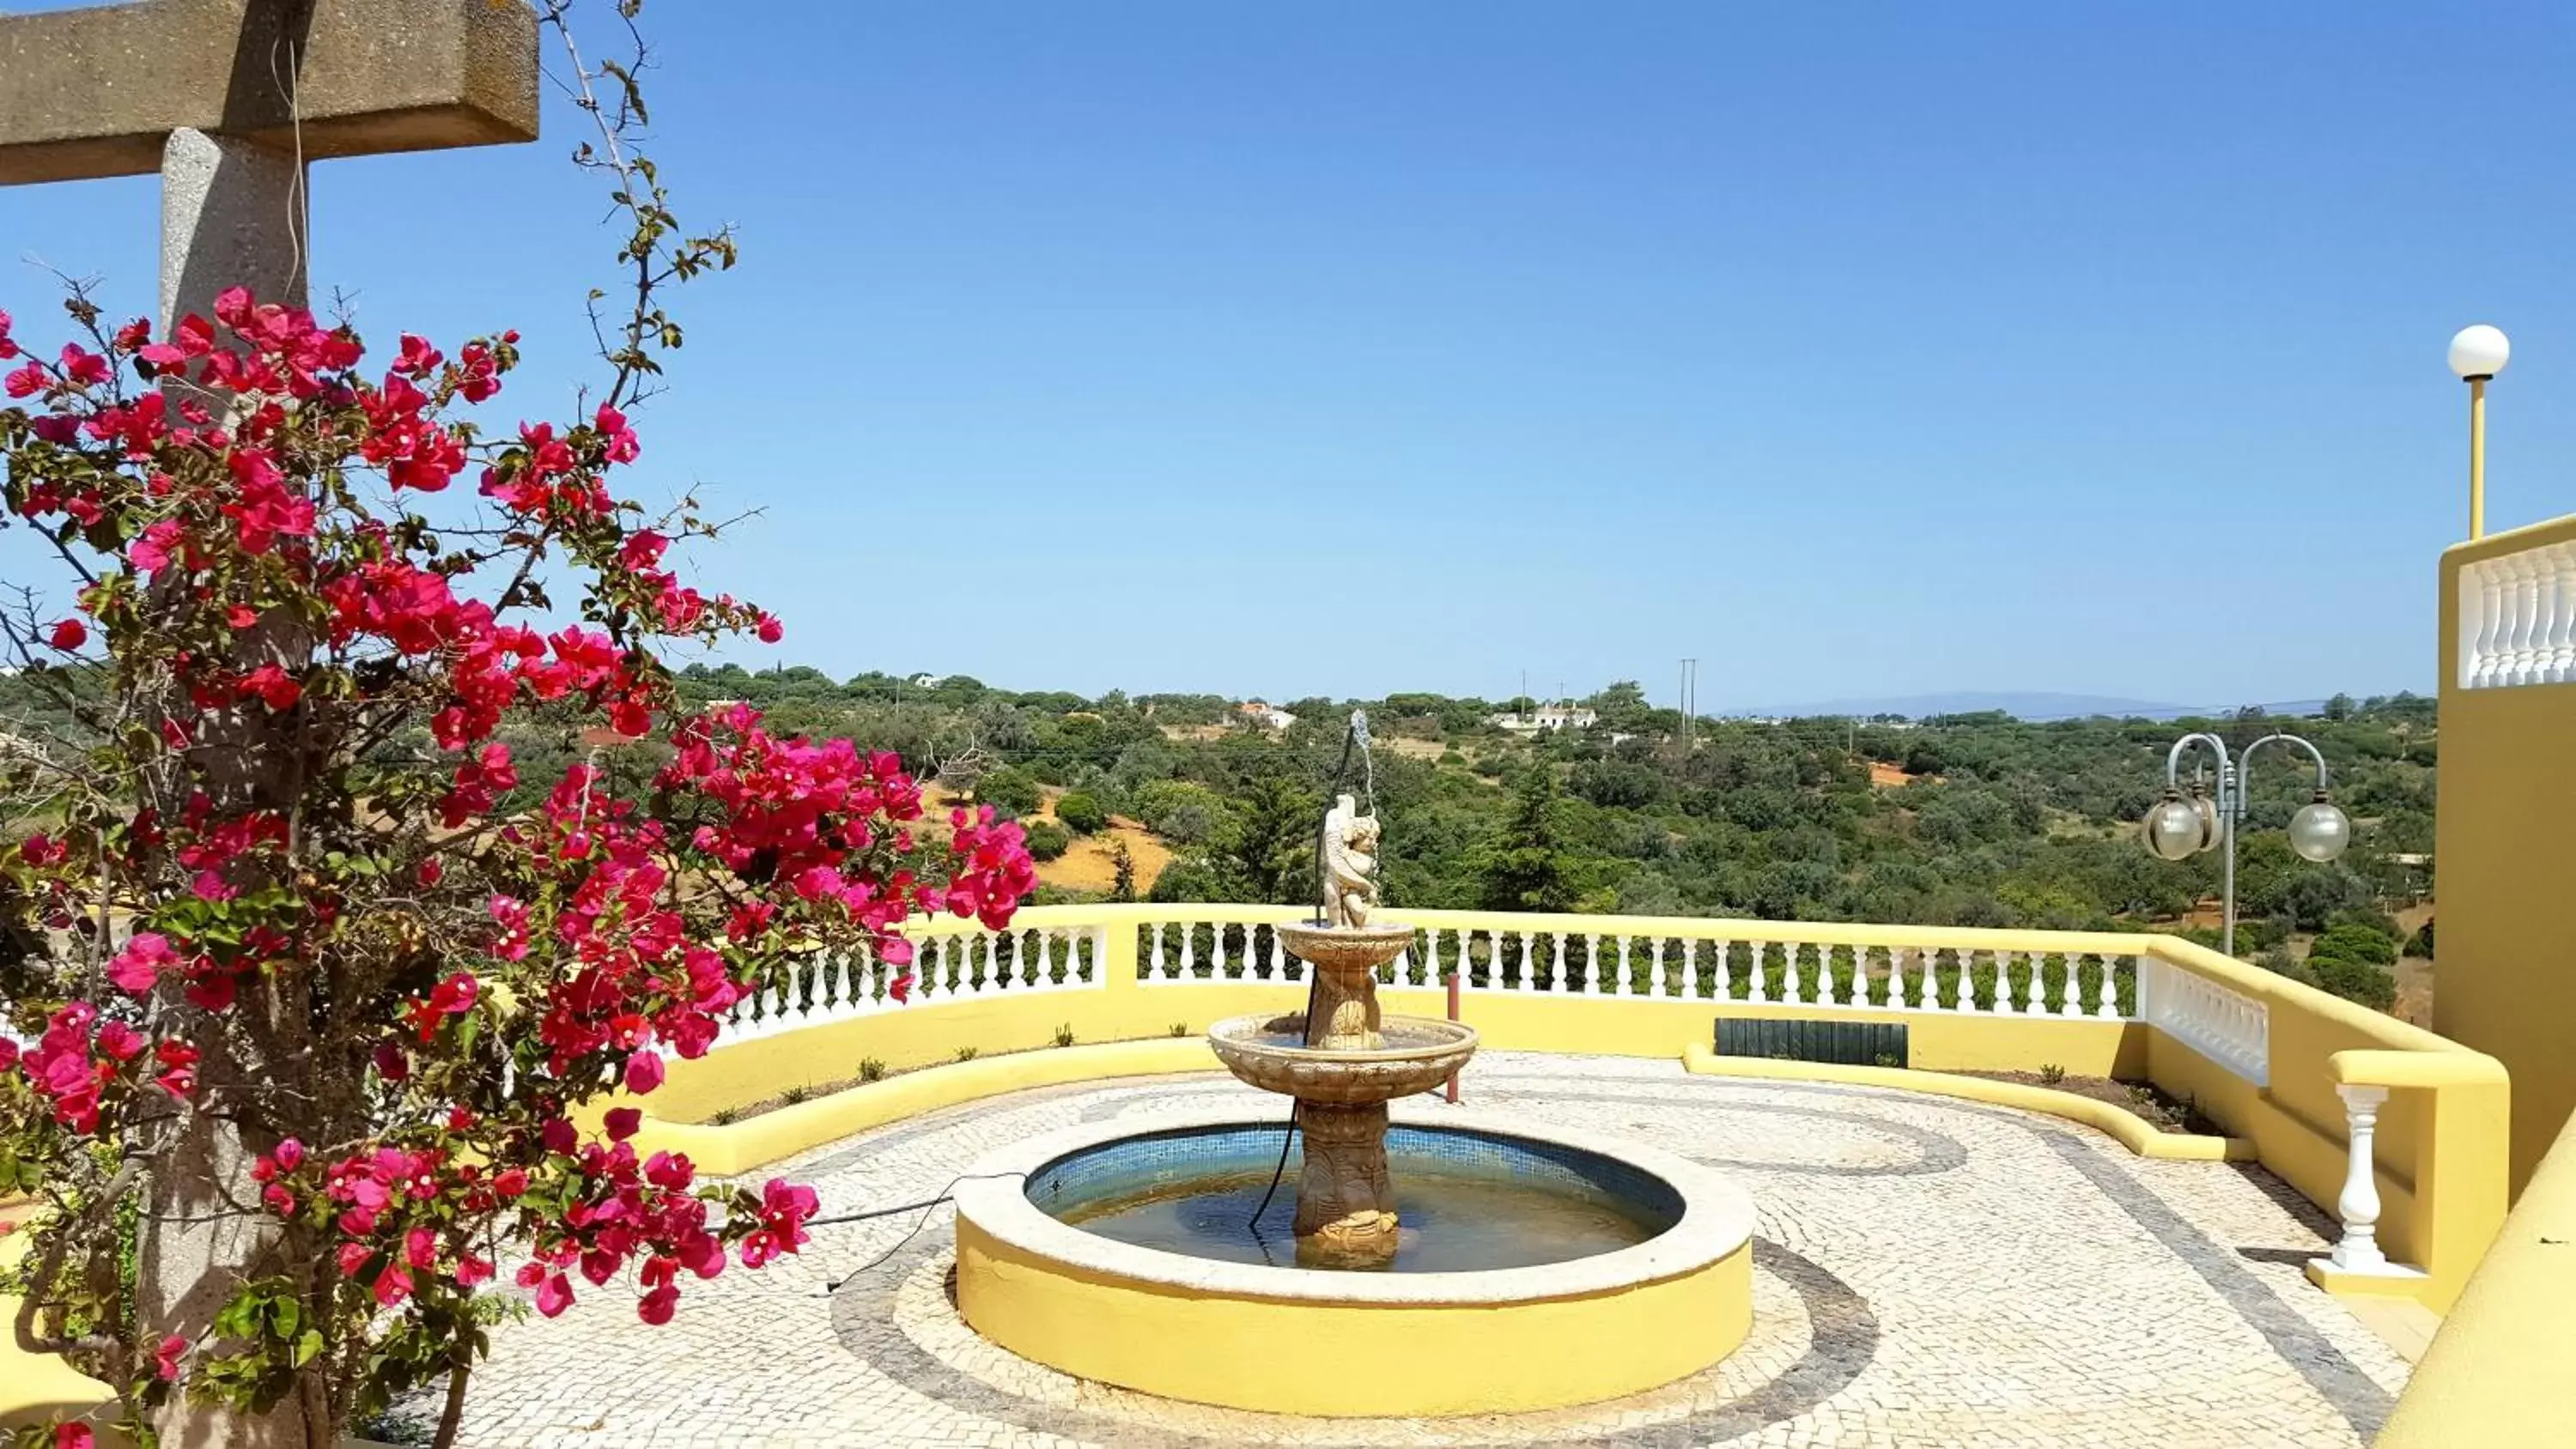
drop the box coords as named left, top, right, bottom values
left=5, top=2, right=2571, bottom=708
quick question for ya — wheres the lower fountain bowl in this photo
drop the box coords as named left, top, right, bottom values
left=950, top=1106, right=1756, bottom=1416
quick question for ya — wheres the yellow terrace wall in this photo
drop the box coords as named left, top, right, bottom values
left=2436, top=514, right=2576, bottom=1192
left=2140, top=938, right=2506, bottom=1309
left=624, top=904, right=2502, bottom=1307
left=2379, top=1105, right=2576, bottom=1445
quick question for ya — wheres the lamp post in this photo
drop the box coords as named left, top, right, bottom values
left=2448, top=324, right=2511, bottom=539
left=2142, top=732, right=2351, bottom=957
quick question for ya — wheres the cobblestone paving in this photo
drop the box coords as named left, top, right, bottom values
left=436, top=1055, right=2408, bottom=1448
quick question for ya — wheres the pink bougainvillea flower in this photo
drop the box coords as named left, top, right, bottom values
left=56, top=1423, right=95, bottom=1449
left=46, top=617, right=85, bottom=650
left=153, top=1333, right=186, bottom=1381
left=888, top=972, right=914, bottom=1004
left=623, top=1049, right=665, bottom=1094
left=107, top=932, right=178, bottom=995
left=534, top=1273, right=574, bottom=1318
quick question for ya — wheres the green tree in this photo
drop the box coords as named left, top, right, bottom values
left=1110, top=838, right=1139, bottom=902
left=1055, top=791, right=1109, bottom=835
left=1479, top=768, right=1577, bottom=912
left=1022, top=820, right=1072, bottom=862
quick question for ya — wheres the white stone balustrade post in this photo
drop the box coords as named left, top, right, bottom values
left=2324, top=1084, right=2394, bottom=1273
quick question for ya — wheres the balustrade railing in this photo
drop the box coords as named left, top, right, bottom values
left=2458, top=534, right=2576, bottom=689
left=2139, top=953, right=2269, bottom=1086
left=720, top=919, right=1104, bottom=1043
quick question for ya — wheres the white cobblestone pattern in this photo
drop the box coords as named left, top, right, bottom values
left=428, top=1055, right=2407, bottom=1447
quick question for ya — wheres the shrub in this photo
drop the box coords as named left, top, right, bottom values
left=2312, top=922, right=2398, bottom=967
left=1873, top=1053, right=1903, bottom=1070
left=1022, top=820, right=1072, bottom=861
left=953, top=1046, right=980, bottom=1062
left=2408, top=919, right=2435, bottom=960
left=1170, top=1022, right=1190, bottom=1037
left=2038, top=1064, right=2066, bottom=1087
left=1055, top=791, right=1110, bottom=835
left=976, top=766, right=1045, bottom=816
left=711, top=1107, right=740, bottom=1127
left=2307, top=954, right=2397, bottom=1011
left=858, top=1057, right=886, bottom=1082
left=781, top=1083, right=811, bottom=1106
left=1054, top=1023, right=1077, bottom=1048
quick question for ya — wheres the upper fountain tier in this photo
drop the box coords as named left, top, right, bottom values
left=1206, top=919, right=1477, bottom=1104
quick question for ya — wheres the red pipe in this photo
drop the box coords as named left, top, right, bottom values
left=1445, top=969, right=1462, bottom=1104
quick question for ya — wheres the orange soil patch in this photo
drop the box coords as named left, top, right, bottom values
left=919, top=786, right=1173, bottom=896
left=1867, top=761, right=1911, bottom=789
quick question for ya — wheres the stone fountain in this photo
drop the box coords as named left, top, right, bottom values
left=1206, top=791, right=1479, bottom=1264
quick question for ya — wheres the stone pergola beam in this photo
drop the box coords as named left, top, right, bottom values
left=0, top=0, right=540, bottom=187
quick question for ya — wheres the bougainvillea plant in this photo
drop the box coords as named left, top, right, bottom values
left=0, top=15, right=1033, bottom=1449
left=0, top=294, right=1031, bottom=1446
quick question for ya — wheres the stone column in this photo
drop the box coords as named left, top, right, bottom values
left=1292, top=1100, right=1398, bottom=1266
left=161, top=127, right=307, bottom=330
left=1304, top=961, right=1383, bottom=1052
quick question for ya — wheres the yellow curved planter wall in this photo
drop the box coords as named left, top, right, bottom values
left=1677, top=1045, right=2251, bottom=1161
left=954, top=1216, right=1751, bottom=1416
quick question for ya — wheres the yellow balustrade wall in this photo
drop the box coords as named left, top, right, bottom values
left=2139, top=939, right=2506, bottom=1310
left=617, top=905, right=2505, bottom=1308
left=2436, top=514, right=2576, bottom=1193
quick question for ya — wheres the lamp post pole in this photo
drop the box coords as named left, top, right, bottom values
left=2469, top=375, right=2488, bottom=540
left=2147, top=731, right=2350, bottom=957
left=2449, top=324, right=2511, bottom=541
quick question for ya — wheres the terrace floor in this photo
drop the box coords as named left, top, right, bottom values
left=433, top=1055, right=2408, bottom=1448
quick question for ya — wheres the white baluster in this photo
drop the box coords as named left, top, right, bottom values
left=2318, top=1085, right=2402, bottom=1275
left=1912, top=947, right=1935, bottom=1009
left=1518, top=931, right=1538, bottom=993
left=2549, top=545, right=2576, bottom=684
left=1180, top=925, right=1197, bottom=979
left=2094, top=955, right=2123, bottom=1020
left=1588, top=934, right=1604, bottom=993
left=1677, top=939, right=1698, bottom=999
left=2470, top=562, right=2506, bottom=688
left=1033, top=928, right=1054, bottom=985
left=1646, top=937, right=1664, bottom=1000
left=1149, top=923, right=1168, bottom=979
left=1269, top=927, right=1287, bottom=979
left=1424, top=928, right=1444, bottom=984
left=1552, top=931, right=1570, bottom=992
left=1615, top=936, right=1632, bottom=997
left=1746, top=941, right=1768, bottom=1004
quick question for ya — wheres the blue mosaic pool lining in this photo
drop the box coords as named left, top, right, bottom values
left=1023, top=1123, right=1684, bottom=1229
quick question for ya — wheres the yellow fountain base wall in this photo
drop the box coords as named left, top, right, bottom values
left=952, top=1216, right=1752, bottom=1417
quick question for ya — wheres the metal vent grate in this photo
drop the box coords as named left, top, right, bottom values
left=1715, top=1018, right=1908, bottom=1068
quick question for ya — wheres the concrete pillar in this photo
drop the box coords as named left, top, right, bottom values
left=160, top=126, right=307, bottom=330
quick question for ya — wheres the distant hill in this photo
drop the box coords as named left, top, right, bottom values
left=1732, top=691, right=2335, bottom=723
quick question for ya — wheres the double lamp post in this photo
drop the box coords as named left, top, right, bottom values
left=2142, top=733, right=2351, bottom=958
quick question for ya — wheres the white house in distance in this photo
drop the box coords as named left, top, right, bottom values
left=1236, top=700, right=1298, bottom=731
left=1491, top=700, right=1599, bottom=735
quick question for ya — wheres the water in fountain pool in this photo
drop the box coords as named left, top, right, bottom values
left=1033, top=1125, right=1680, bottom=1272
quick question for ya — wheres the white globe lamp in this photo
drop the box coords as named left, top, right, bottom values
left=2448, top=324, right=2511, bottom=381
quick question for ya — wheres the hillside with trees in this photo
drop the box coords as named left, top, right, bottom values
left=2, top=666, right=2436, bottom=1014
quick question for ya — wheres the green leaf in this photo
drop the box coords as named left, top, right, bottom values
left=292, top=1329, right=323, bottom=1367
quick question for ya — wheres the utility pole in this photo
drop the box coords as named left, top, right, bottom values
left=1680, top=658, right=1698, bottom=749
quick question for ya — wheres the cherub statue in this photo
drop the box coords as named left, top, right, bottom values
left=1320, top=792, right=1381, bottom=929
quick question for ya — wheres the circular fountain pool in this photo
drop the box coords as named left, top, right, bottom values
left=1036, top=1121, right=1680, bottom=1272
left=951, top=1106, right=1755, bottom=1416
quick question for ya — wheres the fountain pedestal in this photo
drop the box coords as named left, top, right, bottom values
left=1291, top=1100, right=1397, bottom=1263
left=1206, top=919, right=1478, bottom=1265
